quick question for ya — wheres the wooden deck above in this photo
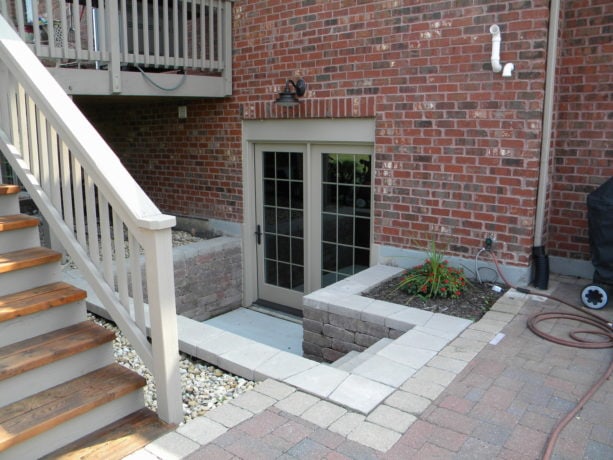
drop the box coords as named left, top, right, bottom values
left=1, top=0, right=233, bottom=98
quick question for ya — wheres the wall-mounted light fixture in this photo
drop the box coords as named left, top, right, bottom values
left=489, top=24, right=514, bottom=78
left=275, top=79, right=307, bottom=107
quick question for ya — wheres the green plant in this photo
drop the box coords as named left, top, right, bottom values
left=397, top=241, right=468, bottom=299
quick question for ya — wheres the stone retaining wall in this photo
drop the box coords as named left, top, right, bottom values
left=173, top=236, right=242, bottom=321
left=302, top=305, right=405, bottom=362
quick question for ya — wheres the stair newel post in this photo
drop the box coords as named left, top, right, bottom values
left=141, top=225, right=183, bottom=425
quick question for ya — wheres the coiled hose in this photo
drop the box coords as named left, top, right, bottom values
left=483, top=250, right=613, bottom=460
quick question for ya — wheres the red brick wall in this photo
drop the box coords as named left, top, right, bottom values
left=548, top=0, right=613, bottom=261
left=236, top=0, right=550, bottom=267
left=78, top=0, right=611, bottom=269
left=77, top=99, right=244, bottom=222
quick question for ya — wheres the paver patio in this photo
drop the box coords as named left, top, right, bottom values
left=128, top=275, right=612, bottom=459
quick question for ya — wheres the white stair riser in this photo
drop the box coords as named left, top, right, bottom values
left=0, top=301, right=86, bottom=347
left=0, top=195, right=20, bottom=215
left=0, top=343, right=115, bottom=406
left=0, top=390, right=145, bottom=460
left=0, top=262, right=62, bottom=297
left=0, top=226, right=39, bottom=253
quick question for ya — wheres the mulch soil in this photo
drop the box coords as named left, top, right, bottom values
left=363, top=275, right=507, bottom=321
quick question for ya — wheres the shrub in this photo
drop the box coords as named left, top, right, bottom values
left=398, top=242, right=468, bottom=299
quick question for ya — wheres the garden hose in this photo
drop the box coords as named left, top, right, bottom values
left=482, top=250, right=613, bottom=460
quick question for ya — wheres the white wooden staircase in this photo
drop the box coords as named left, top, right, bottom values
left=0, top=184, right=152, bottom=459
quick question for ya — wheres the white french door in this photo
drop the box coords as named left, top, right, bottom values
left=254, top=144, right=372, bottom=311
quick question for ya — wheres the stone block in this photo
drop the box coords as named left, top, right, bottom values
left=301, top=400, right=347, bottom=428
left=144, top=432, right=200, bottom=459
left=355, top=332, right=380, bottom=348
left=367, top=404, right=417, bottom=433
left=284, top=365, right=349, bottom=398
left=331, top=339, right=363, bottom=354
left=388, top=328, right=406, bottom=339
left=329, top=375, right=395, bottom=414
left=323, top=323, right=354, bottom=342
left=303, top=307, right=329, bottom=323
left=356, top=321, right=389, bottom=338
left=329, top=313, right=360, bottom=331
left=302, top=340, right=323, bottom=358
left=274, top=391, right=320, bottom=416
left=176, top=417, right=227, bottom=445
left=171, top=238, right=243, bottom=320
left=352, top=355, right=416, bottom=387
left=303, top=330, right=332, bottom=348
left=322, top=347, right=346, bottom=363
left=254, top=352, right=318, bottom=381
left=328, top=412, right=366, bottom=437
left=302, top=318, right=323, bottom=334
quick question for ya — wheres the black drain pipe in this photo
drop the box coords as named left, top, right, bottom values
left=532, top=246, right=549, bottom=290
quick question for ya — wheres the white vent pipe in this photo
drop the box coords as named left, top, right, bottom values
left=490, top=24, right=502, bottom=72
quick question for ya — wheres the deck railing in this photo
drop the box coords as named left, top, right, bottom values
left=0, top=13, right=183, bottom=424
left=0, top=0, right=232, bottom=94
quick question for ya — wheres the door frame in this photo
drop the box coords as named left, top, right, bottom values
left=241, top=119, right=376, bottom=309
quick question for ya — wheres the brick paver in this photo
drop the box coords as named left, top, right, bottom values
left=152, top=277, right=613, bottom=459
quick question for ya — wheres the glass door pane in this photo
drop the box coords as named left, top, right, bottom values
left=321, top=153, right=372, bottom=287
left=262, top=150, right=305, bottom=292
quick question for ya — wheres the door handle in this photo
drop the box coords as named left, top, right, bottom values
left=255, top=224, right=262, bottom=245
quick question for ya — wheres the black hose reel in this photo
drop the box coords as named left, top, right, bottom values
left=581, top=284, right=610, bottom=310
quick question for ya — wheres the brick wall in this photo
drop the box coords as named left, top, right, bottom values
left=548, top=1, right=613, bottom=261
left=77, top=99, right=244, bottom=222
left=233, top=0, right=552, bottom=267
left=77, top=0, right=611, bottom=269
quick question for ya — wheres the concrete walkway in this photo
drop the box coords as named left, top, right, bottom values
left=128, top=275, right=613, bottom=459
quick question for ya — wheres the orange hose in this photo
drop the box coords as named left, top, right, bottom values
left=483, top=250, right=613, bottom=460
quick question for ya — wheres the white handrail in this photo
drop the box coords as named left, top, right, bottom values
left=0, top=13, right=182, bottom=424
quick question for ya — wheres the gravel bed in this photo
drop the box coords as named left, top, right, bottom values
left=88, top=313, right=256, bottom=424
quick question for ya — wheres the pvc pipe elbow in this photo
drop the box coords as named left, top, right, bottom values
left=502, top=62, right=515, bottom=77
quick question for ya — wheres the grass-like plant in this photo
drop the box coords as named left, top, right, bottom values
left=398, top=241, right=468, bottom=299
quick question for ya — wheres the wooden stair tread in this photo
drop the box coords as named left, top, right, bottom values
left=0, top=321, right=115, bottom=382
left=0, top=185, right=20, bottom=196
left=0, top=364, right=146, bottom=452
left=0, top=247, right=62, bottom=274
left=41, top=408, right=173, bottom=460
left=0, top=214, right=39, bottom=232
left=0, top=282, right=87, bottom=323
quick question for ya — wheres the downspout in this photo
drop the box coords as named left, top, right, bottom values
left=532, top=0, right=561, bottom=289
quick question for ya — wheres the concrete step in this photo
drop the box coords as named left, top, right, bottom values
left=330, top=350, right=361, bottom=370
left=330, top=338, right=396, bottom=372
left=364, top=337, right=394, bottom=355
